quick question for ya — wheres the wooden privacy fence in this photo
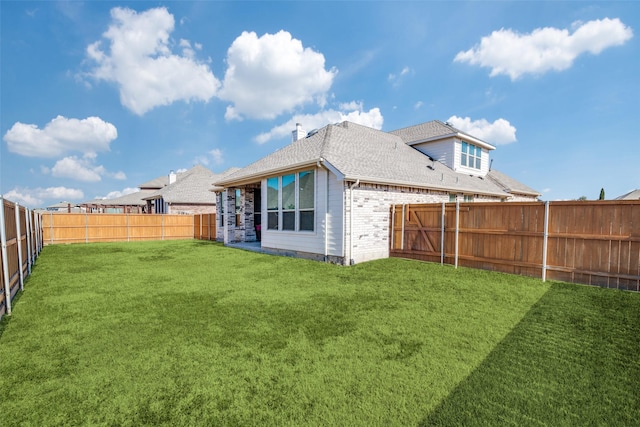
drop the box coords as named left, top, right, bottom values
left=1, top=197, right=43, bottom=319
left=42, top=213, right=196, bottom=244
left=390, top=201, right=640, bottom=291
left=193, top=213, right=217, bottom=241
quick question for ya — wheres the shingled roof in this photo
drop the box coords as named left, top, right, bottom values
left=215, top=121, right=523, bottom=198
left=615, top=189, right=640, bottom=200
left=143, top=165, right=241, bottom=204
left=390, top=120, right=496, bottom=150
left=486, top=169, right=541, bottom=197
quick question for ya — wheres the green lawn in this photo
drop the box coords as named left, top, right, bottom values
left=0, top=240, right=638, bottom=426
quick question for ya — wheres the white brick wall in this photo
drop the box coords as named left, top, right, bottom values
left=347, top=184, right=451, bottom=264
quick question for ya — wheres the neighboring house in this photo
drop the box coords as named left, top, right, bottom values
left=82, top=191, right=153, bottom=213
left=143, top=165, right=239, bottom=214
left=615, top=189, right=640, bottom=200
left=214, top=120, right=540, bottom=265
left=45, top=201, right=82, bottom=213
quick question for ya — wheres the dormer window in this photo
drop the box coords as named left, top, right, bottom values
left=461, top=142, right=481, bottom=170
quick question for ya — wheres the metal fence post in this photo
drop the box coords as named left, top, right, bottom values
left=25, top=209, right=32, bottom=274
left=390, top=204, right=395, bottom=250
left=15, top=202, right=25, bottom=291
left=542, top=201, right=550, bottom=282
left=455, top=201, right=460, bottom=269
left=441, top=202, right=445, bottom=265
left=400, top=204, right=405, bottom=250
left=0, top=197, right=12, bottom=315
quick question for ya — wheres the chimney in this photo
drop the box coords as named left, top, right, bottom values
left=169, top=170, right=177, bottom=184
left=292, top=123, right=305, bottom=142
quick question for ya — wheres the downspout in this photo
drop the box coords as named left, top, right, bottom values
left=349, top=179, right=360, bottom=265
left=320, top=161, right=329, bottom=261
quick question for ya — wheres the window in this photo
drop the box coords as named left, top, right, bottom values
left=449, top=194, right=457, bottom=202
left=282, top=174, right=295, bottom=230
left=219, top=192, right=224, bottom=226
left=298, top=171, right=314, bottom=231
left=235, top=189, right=241, bottom=226
left=267, top=177, right=279, bottom=230
left=461, top=142, right=481, bottom=170
left=265, top=170, right=315, bottom=232
left=464, top=195, right=474, bottom=202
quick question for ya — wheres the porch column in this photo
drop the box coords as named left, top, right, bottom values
left=242, top=188, right=256, bottom=242
left=223, top=189, right=236, bottom=244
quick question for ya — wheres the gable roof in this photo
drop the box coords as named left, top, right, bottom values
left=390, top=120, right=496, bottom=150
left=216, top=121, right=523, bottom=198
left=615, top=189, right=640, bottom=200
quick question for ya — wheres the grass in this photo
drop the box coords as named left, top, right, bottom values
left=0, top=240, right=638, bottom=426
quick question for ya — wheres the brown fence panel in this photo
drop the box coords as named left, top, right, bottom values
left=193, top=213, right=216, bottom=241
left=42, top=212, right=87, bottom=244
left=457, top=202, right=545, bottom=278
left=1, top=198, right=42, bottom=319
left=391, top=201, right=640, bottom=291
left=42, top=213, right=196, bottom=244
left=163, top=215, right=194, bottom=240
left=546, top=201, right=640, bottom=289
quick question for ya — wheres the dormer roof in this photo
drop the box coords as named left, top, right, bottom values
left=390, top=120, right=496, bottom=151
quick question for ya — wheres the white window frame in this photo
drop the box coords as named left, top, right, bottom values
left=265, top=170, right=315, bottom=232
left=461, top=141, right=482, bottom=170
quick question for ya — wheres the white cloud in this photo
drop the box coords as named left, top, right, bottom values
left=447, top=116, right=517, bottom=145
left=209, top=149, right=223, bottom=165
left=3, top=187, right=84, bottom=207
left=254, top=104, right=383, bottom=144
left=86, top=7, right=220, bottom=115
left=388, top=66, right=413, bottom=86
left=48, top=154, right=125, bottom=182
left=414, top=101, right=424, bottom=109
left=193, top=148, right=223, bottom=167
left=3, top=115, right=117, bottom=158
left=219, top=30, right=337, bottom=120
left=51, top=156, right=105, bottom=182
left=102, top=187, right=139, bottom=199
left=454, top=18, right=633, bottom=80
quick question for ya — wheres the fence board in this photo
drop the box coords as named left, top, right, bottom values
left=391, top=201, right=640, bottom=291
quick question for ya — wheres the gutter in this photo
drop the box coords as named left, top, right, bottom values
left=214, top=159, right=321, bottom=188
left=339, top=174, right=509, bottom=199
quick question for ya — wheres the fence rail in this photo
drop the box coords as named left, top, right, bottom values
left=1, top=197, right=43, bottom=320
left=390, top=201, right=640, bottom=291
left=41, top=213, right=196, bottom=244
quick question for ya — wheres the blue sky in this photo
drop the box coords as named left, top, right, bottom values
left=1, top=1, right=638, bottom=207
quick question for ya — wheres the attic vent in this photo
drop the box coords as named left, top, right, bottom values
left=306, top=129, right=319, bottom=137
